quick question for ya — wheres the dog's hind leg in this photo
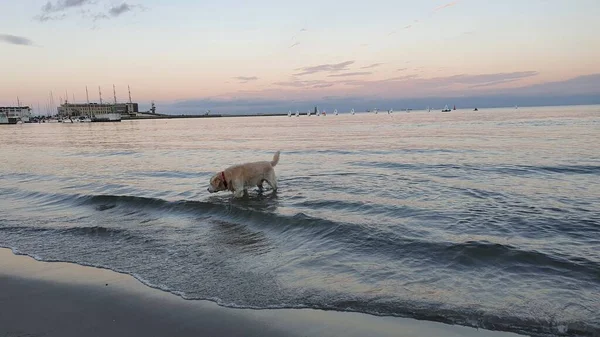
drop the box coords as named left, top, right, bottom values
left=265, top=172, right=278, bottom=192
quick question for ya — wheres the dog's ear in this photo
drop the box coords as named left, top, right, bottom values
left=213, top=176, right=224, bottom=188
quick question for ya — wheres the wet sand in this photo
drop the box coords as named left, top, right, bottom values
left=0, top=248, right=523, bottom=337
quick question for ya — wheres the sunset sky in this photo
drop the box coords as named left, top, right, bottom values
left=1, top=0, right=599, bottom=113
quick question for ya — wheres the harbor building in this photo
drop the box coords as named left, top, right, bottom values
left=57, top=102, right=139, bottom=117
left=1, top=106, right=31, bottom=124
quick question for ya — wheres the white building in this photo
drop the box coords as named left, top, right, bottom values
left=0, top=106, right=31, bottom=124
left=57, top=103, right=138, bottom=117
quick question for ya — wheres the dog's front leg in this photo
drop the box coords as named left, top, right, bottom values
left=232, top=182, right=245, bottom=198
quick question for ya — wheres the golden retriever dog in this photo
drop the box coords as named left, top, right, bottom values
left=208, top=151, right=280, bottom=198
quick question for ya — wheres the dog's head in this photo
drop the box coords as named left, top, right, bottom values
left=207, top=172, right=227, bottom=193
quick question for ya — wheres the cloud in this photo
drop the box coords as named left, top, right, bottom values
left=440, top=71, right=539, bottom=87
left=0, top=34, right=34, bottom=46
left=92, top=13, right=109, bottom=21
left=41, top=0, right=92, bottom=13
left=433, top=1, right=458, bottom=12
left=314, top=72, right=537, bottom=98
left=35, top=1, right=141, bottom=22
left=313, top=83, right=334, bottom=88
left=361, top=63, right=383, bottom=69
left=498, top=73, right=600, bottom=95
left=109, top=3, right=132, bottom=17
left=233, top=76, right=259, bottom=83
left=158, top=73, right=600, bottom=115
left=35, top=12, right=68, bottom=21
left=273, top=79, right=335, bottom=89
left=342, top=75, right=419, bottom=87
left=328, top=72, right=372, bottom=78
left=234, top=76, right=258, bottom=81
left=35, top=0, right=92, bottom=20
left=289, top=42, right=300, bottom=48
left=294, top=61, right=355, bottom=76
left=469, top=78, right=527, bottom=88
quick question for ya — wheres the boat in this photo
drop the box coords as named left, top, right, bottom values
left=374, top=108, right=378, bottom=114
left=92, top=113, right=121, bottom=122
left=453, top=105, right=456, bottom=110
left=287, top=110, right=292, bottom=117
left=442, top=105, right=451, bottom=112
left=351, top=108, right=355, bottom=115
left=334, top=109, right=338, bottom=116
left=295, top=110, right=299, bottom=117
left=473, top=108, right=478, bottom=111
left=78, top=116, right=92, bottom=122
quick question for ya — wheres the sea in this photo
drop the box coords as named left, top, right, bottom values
left=1, top=106, right=599, bottom=337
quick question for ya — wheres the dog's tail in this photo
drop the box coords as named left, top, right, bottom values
left=271, top=151, right=280, bottom=167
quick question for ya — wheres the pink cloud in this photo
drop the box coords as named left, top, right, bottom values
left=433, top=1, right=458, bottom=12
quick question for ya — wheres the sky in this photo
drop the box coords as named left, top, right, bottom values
left=1, top=0, right=599, bottom=114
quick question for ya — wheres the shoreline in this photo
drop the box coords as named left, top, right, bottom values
left=0, top=248, right=523, bottom=337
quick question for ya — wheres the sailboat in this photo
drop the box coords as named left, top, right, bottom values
left=351, top=108, right=355, bottom=115
left=442, top=105, right=451, bottom=112
left=427, top=106, right=431, bottom=112
left=453, top=105, right=456, bottom=111
left=288, top=110, right=292, bottom=117
left=374, top=108, right=378, bottom=114
left=388, top=108, right=393, bottom=114
left=334, top=109, right=338, bottom=116
left=295, top=110, right=299, bottom=117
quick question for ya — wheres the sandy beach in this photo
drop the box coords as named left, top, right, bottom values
left=0, top=248, right=524, bottom=337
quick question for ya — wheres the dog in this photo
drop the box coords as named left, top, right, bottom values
left=208, top=151, right=280, bottom=198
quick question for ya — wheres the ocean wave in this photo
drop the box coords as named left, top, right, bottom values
left=0, top=224, right=152, bottom=244
left=1, top=244, right=598, bottom=337
left=4, top=191, right=599, bottom=284
left=351, top=161, right=600, bottom=176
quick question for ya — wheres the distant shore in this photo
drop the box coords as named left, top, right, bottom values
left=122, top=113, right=289, bottom=120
